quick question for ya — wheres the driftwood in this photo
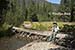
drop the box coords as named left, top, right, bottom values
left=12, top=27, right=70, bottom=41
left=12, top=27, right=52, bottom=36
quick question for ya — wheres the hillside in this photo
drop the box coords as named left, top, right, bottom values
left=18, top=0, right=60, bottom=12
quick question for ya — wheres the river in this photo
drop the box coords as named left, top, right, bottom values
left=0, top=35, right=33, bottom=50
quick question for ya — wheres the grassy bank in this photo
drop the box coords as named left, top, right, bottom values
left=21, top=21, right=75, bottom=31
left=0, top=21, right=75, bottom=38
left=0, top=23, right=14, bottom=38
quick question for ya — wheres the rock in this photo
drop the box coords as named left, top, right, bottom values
left=56, top=34, right=68, bottom=39
left=17, top=41, right=67, bottom=50
left=23, top=23, right=32, bottom=29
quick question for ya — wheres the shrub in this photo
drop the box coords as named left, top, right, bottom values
left=22, top=21, right=64, bottom=31
left=0, top=23, right=14, bottom=38
left=56, top=24, right=75, bottom=49
left=61, top=24, right=75, bottom=32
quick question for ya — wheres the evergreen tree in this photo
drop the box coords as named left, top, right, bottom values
left=60, top=0, right=75, bottom=22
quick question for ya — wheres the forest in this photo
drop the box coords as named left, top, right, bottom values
left=0, top=0, right=75, bottom=37
left=0, top=0, right=75, bottom=26
left=0, top=0, right=75, bottom=50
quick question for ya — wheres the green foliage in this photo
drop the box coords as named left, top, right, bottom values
left=0, top=0, right=75, bottom=37
left=22, top=21, right=64, bottom=31
left=60, top=0, right=75, bottom=22
left=0, top=23, right=13, bottom=37
left=1, top=0, right=75, bottom=27
left=61, top=24, right=75, bottom=32
left=32, top=22, right=64, bottom=31
left=56, top=24, right=75, bottom=48
left=5, top=0, right=25, bottom=26
left=32, top=22, right=40, bottom=30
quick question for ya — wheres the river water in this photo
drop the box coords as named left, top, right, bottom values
left=0, top=35, right=33, bottom=50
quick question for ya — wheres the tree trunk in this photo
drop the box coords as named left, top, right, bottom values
left=70, top=8, right=74, bottom=22
left=70, top=0, right=74, bottom=22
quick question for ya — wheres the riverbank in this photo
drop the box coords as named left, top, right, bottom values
left=0, top=35, right=75, bottom=50
left=0, top=35, right=33, bottom=50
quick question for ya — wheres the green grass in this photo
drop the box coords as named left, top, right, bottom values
left=0, top=23, right=13, bottom=38
left=0, top=21, right=75, bottom=37
left=20, top=21, right=66, bottom=31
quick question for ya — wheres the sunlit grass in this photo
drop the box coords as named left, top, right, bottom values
left=20, top=21, right=75, bottom=31
left=21, top=21, right=61, bottom=30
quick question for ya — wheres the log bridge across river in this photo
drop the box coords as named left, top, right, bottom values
left=11, top=27, right=68, bottom=41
